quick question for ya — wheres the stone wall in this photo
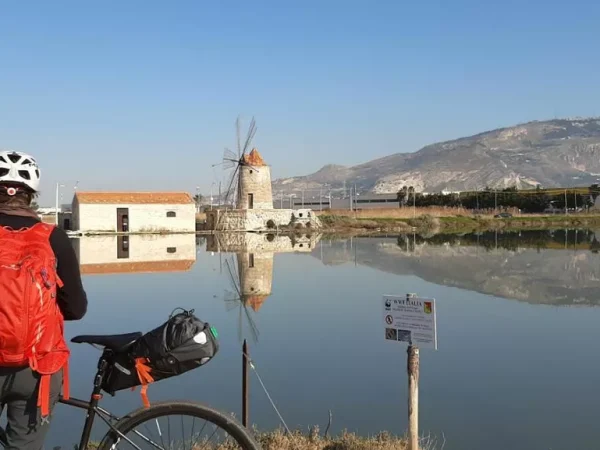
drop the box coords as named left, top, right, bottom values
left=244, top=209, right=294, bottom=231
left=238, top=164, right=273, bottom=209
left=206, top=232, right=322, bottom=253
left=206, top=208, right=321, bottom=231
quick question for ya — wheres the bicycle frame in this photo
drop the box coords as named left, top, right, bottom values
left=0, top=349, right=141, bottom=450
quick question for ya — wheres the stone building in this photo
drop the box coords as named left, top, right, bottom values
left=237, top=149, right=273, bottom=210
left=72, top=234, right=197, bottom=275
left=71, top=192, right=196, bottom=233
left=206, top=148, right=320, bottom=231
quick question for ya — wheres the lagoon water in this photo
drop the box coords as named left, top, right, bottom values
left=43, top=230, right=600, bottom=450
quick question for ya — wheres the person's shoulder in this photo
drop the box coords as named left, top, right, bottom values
left=49, top=226, right=73, bottom=252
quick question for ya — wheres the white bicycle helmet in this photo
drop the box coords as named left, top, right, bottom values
left=0, top=150, right=41, bottom=192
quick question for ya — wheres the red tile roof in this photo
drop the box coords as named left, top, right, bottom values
left=242, top=148, right=267, bottom=167
left=75, top=192, right=194, bottom=205
left=80, top=260, right=196, bottom=275
left=245, top=295, right=269, bottom=312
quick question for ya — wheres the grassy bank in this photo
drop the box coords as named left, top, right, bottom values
left=253, top=429, right=409, bottom=450
left=317, top=207, right=600, bottom=235
left=84, top=429, right=410, bottom=450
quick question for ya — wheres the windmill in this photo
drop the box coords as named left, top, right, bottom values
left=223, top=255, right=260, bottom=343
left=215, top=116, right=262, bottom=208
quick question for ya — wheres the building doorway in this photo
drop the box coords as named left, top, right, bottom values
left=117, top=208, right=129, bottom=232
left=247, top=193, right=254, bottom=209
left=117, top=235, right=129, bottom=259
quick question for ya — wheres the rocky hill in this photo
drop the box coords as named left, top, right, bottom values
left=274, top=118, right=600, bottom=194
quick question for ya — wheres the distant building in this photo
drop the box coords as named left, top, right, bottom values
left=71, top=191, right=196, bottom=233
left=291, top=192, right=398, bottom=210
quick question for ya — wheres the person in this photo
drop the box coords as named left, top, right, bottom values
left=0, top=150, right=87, bottom=449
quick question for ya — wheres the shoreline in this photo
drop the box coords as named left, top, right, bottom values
left=66, top=211, right=600, bottom=238
left=317, top=212, right=600, bottom=236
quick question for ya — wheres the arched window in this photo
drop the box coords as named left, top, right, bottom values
left=166, top=211, right=176, bottom=218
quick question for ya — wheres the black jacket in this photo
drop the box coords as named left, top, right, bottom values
left=0, top=214, right=88, bottom=320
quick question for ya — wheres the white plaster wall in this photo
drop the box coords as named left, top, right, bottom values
left=76, top=234, right=197, bottom=265
left=76, top=203, right=196, bottom=232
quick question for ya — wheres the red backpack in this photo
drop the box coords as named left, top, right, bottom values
left=0, top=222, right=70, bottom=417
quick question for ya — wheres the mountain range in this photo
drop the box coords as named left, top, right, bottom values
left=273, top=117, right=600, bottom=194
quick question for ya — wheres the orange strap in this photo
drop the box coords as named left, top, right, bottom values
left=134, top=358, right=154, bottom=408
left=36, top=362, right=69, bottom=418
left=62, top=360, right=70, bottom=400
left=37, top=374, right=51, bottom=417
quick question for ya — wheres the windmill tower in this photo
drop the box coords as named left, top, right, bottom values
left=220, top=116, right=273, bottom=210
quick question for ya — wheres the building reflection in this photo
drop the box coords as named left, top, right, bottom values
left=72, top=234, right=197, bottom=275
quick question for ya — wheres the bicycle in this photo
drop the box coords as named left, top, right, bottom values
left=0, top=332, right=262, bottom=450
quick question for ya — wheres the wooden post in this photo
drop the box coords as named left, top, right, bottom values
left=406, top=293, right=419, bottom=450
left=242, top=339, right=249, bottom=428
left=407, top=345, right=420, bottom=450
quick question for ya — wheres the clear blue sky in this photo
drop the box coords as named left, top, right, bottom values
left=1, top=0, right=599, bottom=205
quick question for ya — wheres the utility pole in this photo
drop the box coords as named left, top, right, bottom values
left=413, top=189, right=416, bottom=217
left=280, top=191, right=283, bottom=209
left=349, top=185, right=353, bottom=211
left=319, top=187, right=322, bottom=211
left=565, top=189, right=568, bottom=215
left=494, top=189, right=498, bottom=212
left=55, top=182, right=64, bottom=226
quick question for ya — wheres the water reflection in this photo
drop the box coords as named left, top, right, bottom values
left=312, top=229, right=600, bottom=306
left=73, top=234, right=197, bottom=274
left=206, top=233, right=322, bottom=342
left=58, top=230, right=600, bottom=450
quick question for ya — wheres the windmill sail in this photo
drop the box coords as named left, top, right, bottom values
left=223, top=255, right=260, bottom=343
left=221, top=115, right=259, bottom=208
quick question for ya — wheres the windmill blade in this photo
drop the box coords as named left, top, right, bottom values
left=241, top=117, right=257, bottom=156
left=225, top=299, right=240, bottom=312
left=242, top=303, right=260, bottom=342
left=223, top=165, right=240, bottom=207
left=238, top=306, right=243, bottom=343
left=224, top=257, right=242, bottom=298
left=223, top=148, right=239, bottom=170
left=236, top=116, right=242, bottom=159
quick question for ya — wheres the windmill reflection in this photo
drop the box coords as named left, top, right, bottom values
left=208, top=232, right=322, bottom=343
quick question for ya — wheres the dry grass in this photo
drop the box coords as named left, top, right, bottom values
left=252, top=429, right=408, bottom=450
left=314, top=206, right=473, bottom=219
left=196, top=212, right=207, bottom=222
left=83, top=428, right=448, bottom=450
left=181, top=429, right=411, bottom=450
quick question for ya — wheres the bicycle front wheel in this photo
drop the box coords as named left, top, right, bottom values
left=97, top=401, right=261, bottom=450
